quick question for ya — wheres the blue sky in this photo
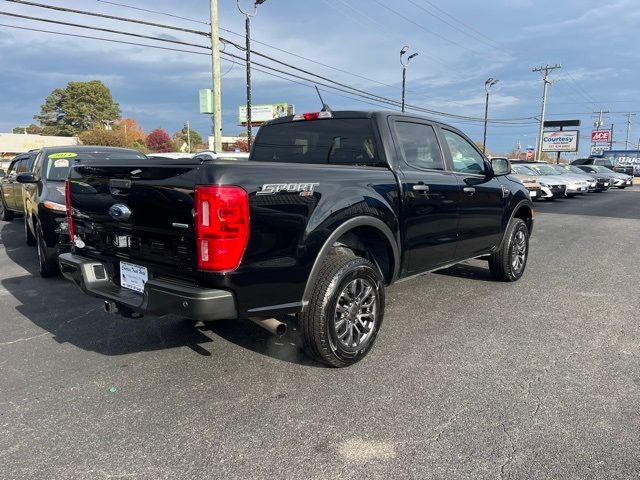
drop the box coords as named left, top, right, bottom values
left=1, top=0, right=639, bottom=156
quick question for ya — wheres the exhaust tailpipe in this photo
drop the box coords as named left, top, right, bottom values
left=103, top=300, right=118, bottom=314
left=249, top=317, right=287, bottom=337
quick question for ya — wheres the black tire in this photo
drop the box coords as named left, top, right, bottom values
left=36, top=223, right=59, bottom=278
left=545, top=196, right=556, bottom=201
left=489, top=218, right=529, bottom=282
left=299, top=251, right=385, bottom=367
left=25, top=216, right=36, bottom=246
left=0, top=196, right=14, bottom=221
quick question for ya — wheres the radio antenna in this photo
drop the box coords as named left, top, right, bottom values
left=315, top=86, right=332, bottom=113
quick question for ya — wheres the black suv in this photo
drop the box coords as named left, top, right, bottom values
left=0, top=150, right=39, bottom=221
left=17, top=146, right=147, bottom=277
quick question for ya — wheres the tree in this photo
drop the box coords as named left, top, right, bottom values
left=173, top=123, right=203, bottom=152
left=232, top=139, right=249, bottom=152
left=79, top=126, right=127, bottom=147
left=146, top=128, right=173, bottom=152
left=116, top=118, right=145, bottom=145
left=12, top=124, right=43, bottom=134
left=34, top=80, right=121, bottom=136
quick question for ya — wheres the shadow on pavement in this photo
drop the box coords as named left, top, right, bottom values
left=1, top=221, right=319, bottom=366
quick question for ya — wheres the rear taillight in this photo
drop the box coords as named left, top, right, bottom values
left=195, top=186, right=249, bottom=272
left=65, top=179, right=74, bottom=241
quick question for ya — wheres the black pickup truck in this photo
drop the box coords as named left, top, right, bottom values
left=59, top=111, right=534, bottom=367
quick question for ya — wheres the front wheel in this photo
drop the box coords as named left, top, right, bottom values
left=489, top=218, right=529, bottom=282
left=25, top=216, right=36, bottom=246
left=36, top=223, right=59, bottom=278
left=299, top=251, right=385, bottom=367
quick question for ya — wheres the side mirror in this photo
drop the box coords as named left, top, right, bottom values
left=491, top=158, right=511, bottom=176
left=0, top=169, right=5, bottom=178
left=16, top=172, right=37, bottom=184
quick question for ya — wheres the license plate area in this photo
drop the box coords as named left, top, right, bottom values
left=120, top=261, right=148, bottom=294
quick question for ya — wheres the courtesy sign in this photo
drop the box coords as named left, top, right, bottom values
left=541, top=130, right=579, bottom=152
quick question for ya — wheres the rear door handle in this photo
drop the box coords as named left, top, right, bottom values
left=412, top=184, right=429, bottom=193
left=463, top=187, right=476, bottom=195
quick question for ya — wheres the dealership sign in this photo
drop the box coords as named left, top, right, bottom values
left=591, top=130, right=611, bottom=143
left=541, top=130, right=579, bottom=152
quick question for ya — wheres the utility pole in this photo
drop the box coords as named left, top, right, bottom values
left=593, top=109, right=609, bottom=131
left=609, top=123, right=614, bottom=150
left=186, top=121, right=191, bottom=153
left=532, top=64, right=561, bottom=161
left=210, top=0, right=222, bottom=152
left=625, top=112, right=635, bottom=149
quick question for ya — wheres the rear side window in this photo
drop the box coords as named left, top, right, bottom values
left=442, top=130, right=486, bottom=175
left=252, top=119, right=380, bottom=165
left=395, top=121, right=443, bottom=170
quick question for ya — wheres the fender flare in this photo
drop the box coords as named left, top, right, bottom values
left=302, top=216, right=400, bottom=304
left=498, top=198, right=534, bottom=249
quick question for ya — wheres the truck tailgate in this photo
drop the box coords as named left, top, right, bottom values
left=69, top=160, right=200, bottom=276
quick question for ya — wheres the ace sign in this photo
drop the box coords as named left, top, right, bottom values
left=591, top=130, right=611, bottom=143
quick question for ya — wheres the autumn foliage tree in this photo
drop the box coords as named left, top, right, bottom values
left=232, top=139, right=249, bottom=152
left=117, top=118, right=145, bottom=145
left=145, top=128, right=173, bottom=152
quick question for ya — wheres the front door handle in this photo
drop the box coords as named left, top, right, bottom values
left=463, top=187, right=476, bottom=196
left=412, top=184, right=429, bottom=193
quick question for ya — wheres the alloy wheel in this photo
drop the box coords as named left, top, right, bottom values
left=333, top=278, right=377, bottom=349
left=511, top=229, right=527, bottom=273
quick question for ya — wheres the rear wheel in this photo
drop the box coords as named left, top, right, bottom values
left=489, top=218, right=529, bottom=282
left=36, top=223, right=59, bottom=278
left=0, top=197, right=14, bottom=221
left=299, top=251, right=385, bottom=367
left=25, top=216, right=36, bottom=246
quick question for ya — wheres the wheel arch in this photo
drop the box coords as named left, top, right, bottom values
left=498, top=199, right=534, bottom=249
left=302, top=216, right=400, bottom=304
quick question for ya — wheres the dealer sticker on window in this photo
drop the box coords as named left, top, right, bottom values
left=120, top=261, right=148, bottom=294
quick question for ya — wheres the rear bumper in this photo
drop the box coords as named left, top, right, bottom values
left=58, top=253, right=237, bottom=321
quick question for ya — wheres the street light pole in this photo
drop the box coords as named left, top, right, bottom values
left=237, top=0, right=266, bottom=152
left=400, top=46, right=418, bottom=113
left=482, top=78, right=499, bottom=156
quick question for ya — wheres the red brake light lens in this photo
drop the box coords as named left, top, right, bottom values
left=292, top=111, right=333, bottom=121
left=195, top=186, right=250, bottom=272
left=65, top=179, right=75, bottom=241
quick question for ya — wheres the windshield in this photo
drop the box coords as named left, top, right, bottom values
left=549, top=165, right=569, bottom=174
left=252, top=118, right=379, bottom=165
left=566, top=165, right=587, bottom=174
left=528, top=164, right=558, bottom=175
left=44, top=150, right=146, bottom=181
left=512, top=165, right=536, bottom=176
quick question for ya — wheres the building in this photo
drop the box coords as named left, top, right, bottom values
left=0, top=133, right=80, bottom=161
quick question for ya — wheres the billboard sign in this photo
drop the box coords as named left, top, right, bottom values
left=591, top=130, right=611, bottom=143
left=239, top=103, right=292, bottom=125
left=541, top=130, right=579, bottom=152
left=199, top=89, right=214, bottom=114
left=591, top=145, right=611, bottom=155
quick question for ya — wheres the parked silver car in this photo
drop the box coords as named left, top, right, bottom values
left=524, top=163, right=589, bottom=195
left=547, top=164, right=598, bottom=191
left=511, top=164, right=568, bottom=200
left=559, top=165, right=610, bottom=191
left=576, top=165, right=633, bottom=189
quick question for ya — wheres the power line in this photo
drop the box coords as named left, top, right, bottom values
left=404, top=0, right=503, bottom=52
left=96, top=0, right=209, bottom=26
left=1, top=1, right=536, bottom=124
left=420, top=0, right=502, bottom=48
left=0, top=10, right=210, bottom=49
left=370, top=0, right=485, bottom=57
left=0, top=22, right=210, bottom=55
left=3, top=0, right=208, bottom=36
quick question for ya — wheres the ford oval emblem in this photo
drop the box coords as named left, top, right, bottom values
left=108, top=203, right=132, bottom=221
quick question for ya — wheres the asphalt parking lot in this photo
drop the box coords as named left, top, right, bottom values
left=1, top=187, right=639, bottom=480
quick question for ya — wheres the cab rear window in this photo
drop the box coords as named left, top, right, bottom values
left=252, top=119, right=381, bottom=166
